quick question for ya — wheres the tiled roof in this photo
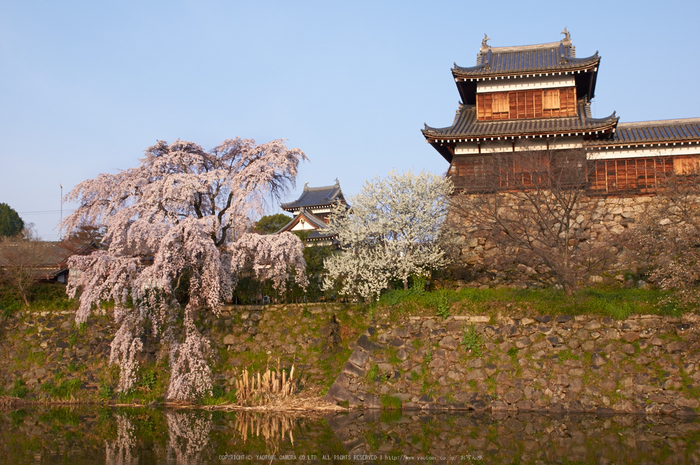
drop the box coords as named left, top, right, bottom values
left=587, top=118, right=700, bottom=146
left=304, top=229, right=337, bottom=241
left=423, top=101, right=618, bottom=141
left=0, top=240, right=97, bottom=280
left=454, top=35, right=599, bottom=79
left=0, top=241, right=72, bottom=268
left=281, top=180, right=345, bottom=211
left=27, top=268, right=68, bottom=279
left=275, top=209, right=337, bottom=242
left=301, top=209, right=329, bottom=230
left=276, top=208, right=329, bottom=233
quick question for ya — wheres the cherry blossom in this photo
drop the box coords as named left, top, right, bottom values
left=62, top=138, right=307, bottom=398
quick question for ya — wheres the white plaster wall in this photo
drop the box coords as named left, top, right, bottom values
left=476, top=75, right=575, bottom=93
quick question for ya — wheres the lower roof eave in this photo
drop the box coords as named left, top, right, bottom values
left=428, top=142, right=454, bottom=163
left=429, top=129, right=616, bottom=145
left=586, top=140, right=700, bottom=149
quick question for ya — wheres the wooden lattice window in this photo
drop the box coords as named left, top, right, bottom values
left=543, top=89, right=560, bottom=110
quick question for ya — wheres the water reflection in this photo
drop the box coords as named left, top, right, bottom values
left=327, top=409, right=700, bottom=463
left=104, top=413, right=136, bottom=465
left=166, top=411, right=212, bottom=465
left=233, top=412, right=297, bottom=447
left=1, top=406, right=699, bottom=464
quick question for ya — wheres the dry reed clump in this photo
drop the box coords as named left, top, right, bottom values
left=234, top=362, right=296, bottom=405
left=207, top=359, right=345, bottom=411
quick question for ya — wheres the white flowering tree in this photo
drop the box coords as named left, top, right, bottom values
left=323, top=170, right=452, bottom=301
left=61, top=138, right=308, bottom=399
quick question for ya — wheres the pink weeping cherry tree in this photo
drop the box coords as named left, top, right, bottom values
left=61, top=138, right=308, bottom=399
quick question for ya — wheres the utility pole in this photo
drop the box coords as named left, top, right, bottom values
left=60, top=184, right=63, bottom=240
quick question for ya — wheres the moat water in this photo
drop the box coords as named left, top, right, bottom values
left=1, top=406, right=699, bottom=464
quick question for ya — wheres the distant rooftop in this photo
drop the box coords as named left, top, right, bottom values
left=281, top=180, right=346, bottom=212
left=274, top=208, right=338, bottom=242
left=0, top=239, right=96, bottom=280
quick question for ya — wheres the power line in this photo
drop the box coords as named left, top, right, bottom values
left=18, top=209, right=76, bottom=215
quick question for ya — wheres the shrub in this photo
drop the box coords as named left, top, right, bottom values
left=461, top=325, right=483, bottom=357
left=9, top=379, right=28, bottom=398
left=98, top=382, right=114, bottom=401
left=380, top=394, right=402, bottom=410
left=435, top=291, right=451, bottom=319
left=40, top=378, right=81, bottom=400
left=366, top=364, right=379, bottom=382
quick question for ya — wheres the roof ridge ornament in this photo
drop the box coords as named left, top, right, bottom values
left=480, top=33, right=491, bottom=53
left=561, top=27, right=572, bottom=47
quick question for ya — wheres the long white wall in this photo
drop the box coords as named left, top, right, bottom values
left=455, top=137, right=584, bottom=155
left=588, top=144, right=700, bottom=160
left=476, top=75, right=575, bottom=93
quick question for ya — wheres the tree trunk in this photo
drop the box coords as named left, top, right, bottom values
left=21, top=290, right=30, bottom=308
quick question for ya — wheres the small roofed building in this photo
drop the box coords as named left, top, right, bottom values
left=0, top=239, right=96, bottom=284
left=277, top=180, right=347, bottom=245
left=422, top=29, right=700, bottom=194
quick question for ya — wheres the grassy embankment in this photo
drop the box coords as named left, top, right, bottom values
left=373, top=285, right=684, bottom=321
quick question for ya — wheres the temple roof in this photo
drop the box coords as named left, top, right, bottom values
left=276, top=208, right=329, bottom=233
left=452, top=30, right=600, bottom=104
left=275, top=208, right=337, bottom=242
left=587, top=118, right=700, bottom=147
left=0, top=241, right=87, bottom=268
left=281, top=180, right=345, bottom=212
left=423, top=100, right=618, bottom=161
left=454, top=30, right=599, bottom=79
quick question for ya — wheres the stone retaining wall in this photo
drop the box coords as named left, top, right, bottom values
left=0, top=310, right=114, bottom=394
left=325, top=313, right=700, bottom=416
left=0, top=303, right=354, bottom=401
left=450, top=194, right=650, bottom=274
left=214, top=303, right=355, bottom=391
left=5, top=303, right=700, bottom=415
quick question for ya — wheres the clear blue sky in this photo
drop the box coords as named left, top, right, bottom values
left=2, top=0, right=699, bottom=240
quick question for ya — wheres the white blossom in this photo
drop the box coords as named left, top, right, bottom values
left=323, top=170, right=452, bottom=301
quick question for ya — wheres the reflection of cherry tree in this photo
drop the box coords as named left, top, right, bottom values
left=62, top=139, right=308, bottom=399
left=166, top=411, right=213, bottom=465
left=105, top=414, right=137, bottom=465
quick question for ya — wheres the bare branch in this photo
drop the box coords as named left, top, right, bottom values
left=448, top=148, right=618, bottom=293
